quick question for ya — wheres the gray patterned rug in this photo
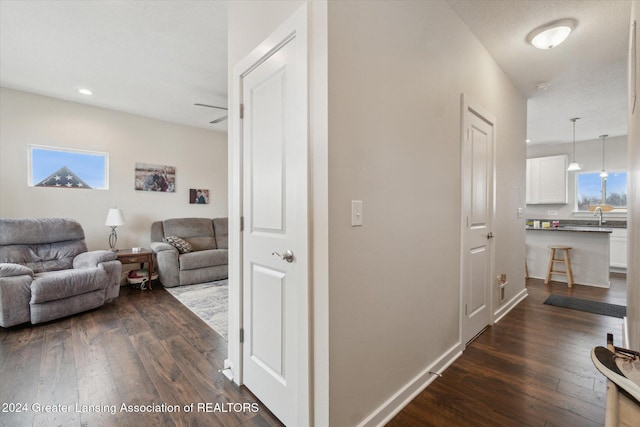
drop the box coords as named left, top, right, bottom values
left=165, top=280, right=228, bottom=339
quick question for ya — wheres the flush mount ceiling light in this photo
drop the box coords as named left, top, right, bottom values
left=567, top=117, right=581, bottom=172
left=527, top=19, right=577, bottom=50
left=78, top=88, right=93, bottom=96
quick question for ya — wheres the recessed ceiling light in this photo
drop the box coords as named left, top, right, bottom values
left=527, top=19, right=577, bottom=50
left=78, top=88, right=93, bottom=96
left=526, top=139, right=531, bottom=143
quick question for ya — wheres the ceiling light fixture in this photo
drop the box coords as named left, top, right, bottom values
left=535, top=82, right=550, bottom=91
left=78, top=88, right=93, bottom=96
left=527, top=19, right=577, bottom=50
left=567, top=117, right=581, bottom=172
left=599, top=134, right=608, bottom=178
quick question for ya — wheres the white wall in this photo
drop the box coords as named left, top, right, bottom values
left=326, top=2, right=526, bottom=425
left=526, top=135, right=628, bottom=219
left=627, top=0, right=640, bottom=350
left=228, top=0, right=304, bottom=68
left=0, top=88, right=228, bottom=250
left=229, top=1, right=527, bottom=425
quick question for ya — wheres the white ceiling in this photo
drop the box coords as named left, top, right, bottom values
left=448, top=0, right=631, bottom=145
left=0, top=1, right=632, bottom=143
left=0, top=0, right=228, bottom=131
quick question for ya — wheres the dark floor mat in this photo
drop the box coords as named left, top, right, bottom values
left=543, top=294, right=626, bottom=318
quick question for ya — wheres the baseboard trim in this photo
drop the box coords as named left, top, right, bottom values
left=357, top=342, right=463, bottom=427
left=528, top=275, right=611, bottom=289
left=494, top=288, right=528, bottom=324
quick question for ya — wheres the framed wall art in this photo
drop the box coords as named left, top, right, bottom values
left=189, top=189, right=209, bottom=204
left=28, top=145, right=109, bottom=190
left=134, top=163, right=176, bottom=192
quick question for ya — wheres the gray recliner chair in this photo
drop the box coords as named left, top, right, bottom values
left=150, top=217, right=228, bottom=287
left=0, top=218, right=122, bottom=327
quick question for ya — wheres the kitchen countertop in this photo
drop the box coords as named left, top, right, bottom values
left=526, top=219, right=627, bottom=229
left=525, top=226, right=613, bottom=233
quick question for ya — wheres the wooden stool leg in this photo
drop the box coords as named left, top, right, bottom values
left=545, top=248, right=555, bottom=285
left=564, top=250, right=574, bottom=288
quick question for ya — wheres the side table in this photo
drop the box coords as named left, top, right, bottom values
left=116, top=248, right=154, bottom=290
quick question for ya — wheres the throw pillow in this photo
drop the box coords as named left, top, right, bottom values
left=163, top=236, right=193, bottom=254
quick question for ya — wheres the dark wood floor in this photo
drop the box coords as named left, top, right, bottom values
left=388, top=274, right=628, bottom=427
left=1, top=276, right=627, bottom=427
left=0, top=285, right=283, bottom=427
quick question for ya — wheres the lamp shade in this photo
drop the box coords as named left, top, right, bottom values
left=105, top=208, right=126, bottom=227
left=567, top=162, right=581, bottom=172
left=599, top=134, right=608, bottom=179
left=567, top=117, right=581, bottom=172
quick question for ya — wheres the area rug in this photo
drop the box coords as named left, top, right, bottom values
left=543, top=294, right=626, bottom=318
left=165, top=280, right=228, bottom=339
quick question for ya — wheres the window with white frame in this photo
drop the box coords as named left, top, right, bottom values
left=576, top=171, right=627, bottom=212
left=28, top=145, right=109, bottom=190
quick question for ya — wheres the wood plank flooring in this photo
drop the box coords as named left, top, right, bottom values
left=388, top=274, right=628, bottom=427
left=1, top=275, right=628, bottom=426
left=0, top=285, right=283, bottom=427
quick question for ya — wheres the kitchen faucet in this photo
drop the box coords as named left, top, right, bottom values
left=593, top=206, right=606, bottom=226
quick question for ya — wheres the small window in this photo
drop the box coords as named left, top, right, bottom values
left=28, top=145, right=109, bottom=190
left=576, top=171, right=627, bottom=212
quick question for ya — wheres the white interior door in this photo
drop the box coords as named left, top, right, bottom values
left=461, top=97, right=495, bottom=345
left=240, top=13, right=308, bottom=427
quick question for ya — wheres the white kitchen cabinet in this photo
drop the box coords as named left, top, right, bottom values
left=610, top=228, right=627, bottom=269
left=526, top=155, right=568, bottom=204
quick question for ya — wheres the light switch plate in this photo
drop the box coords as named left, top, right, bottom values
left=351, top=200, right=363, bottom=226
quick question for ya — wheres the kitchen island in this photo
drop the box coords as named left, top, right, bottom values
left=526, top=226, right=612, bottom=288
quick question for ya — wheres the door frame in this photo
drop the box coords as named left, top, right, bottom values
left=227, top=4, right=310, bottom=426
left=459, top=94, right=497, bottom=345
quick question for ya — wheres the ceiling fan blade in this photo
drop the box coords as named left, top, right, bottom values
left=210, top=115, right=228, bottom=124
left=195, top=103, right=228, bottom=111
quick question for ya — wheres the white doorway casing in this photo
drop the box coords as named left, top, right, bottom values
left=228, top=4, right=310, bottom=426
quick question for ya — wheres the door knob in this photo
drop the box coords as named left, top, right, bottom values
left=272, top=250, right=294, bottom=263
left=487, top=232, right=495, bottom=240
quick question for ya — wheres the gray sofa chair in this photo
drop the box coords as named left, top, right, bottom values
left=150, top=217, right=228, bottom=288
left=0, top=218, right=122, bottom=328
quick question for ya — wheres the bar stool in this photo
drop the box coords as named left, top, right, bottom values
left=545, top=246, right=574, bottom=288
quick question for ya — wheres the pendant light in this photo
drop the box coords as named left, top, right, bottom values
left=567, top=117, right=581, bottom=171
left=599, top=134, right=608, bottom=178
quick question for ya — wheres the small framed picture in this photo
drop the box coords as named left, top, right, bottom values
left=190, top=189, right=209, bottom=204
